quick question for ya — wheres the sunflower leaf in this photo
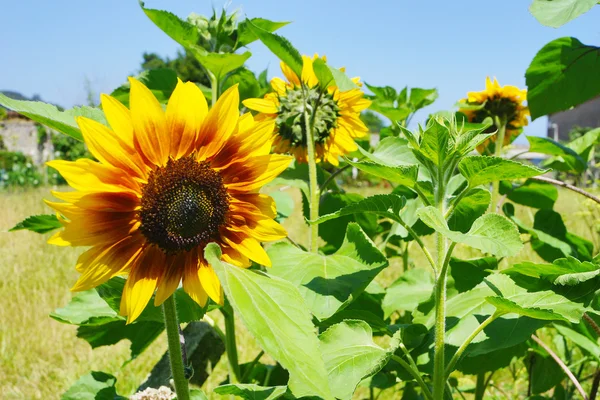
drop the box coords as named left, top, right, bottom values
left=236, top=18, right=289, bottom=49
left=245, top=19, right=303, bottom=78
left=310, top=194, right=407, bottom=225
left=214, top=384, right=288, bottom=400
left=62, top=371, right=127, bottom=400
left=205, top=243, right=333, bottom=400
left=344, top=159, right=419, bottom=187
left=9, top=214, right=62, bottom=234
left=0, top=93, right=106, bottom=141
left=526, top=37, right=600, bottom=119
left=268, top=223, right=388, bottom=320
left=140, top=2, right=200, bottom=48
left=529, top=0, right=597, bottom=28
left=458, top=156, right=547, bottom=188
left=417, top=207, right=523, bottom=258
left=195, top=52, right=252, bottom=81
left=319, top=320, right=401, bottom=400
left=527, top=136, right=587, bottom=173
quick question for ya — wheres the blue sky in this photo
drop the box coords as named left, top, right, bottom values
left=1, top=1, right=599, bottom=140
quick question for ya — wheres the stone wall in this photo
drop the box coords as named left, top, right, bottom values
left=0, top=119, right=54, bottom=165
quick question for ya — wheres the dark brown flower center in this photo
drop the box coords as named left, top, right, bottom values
left=139, top=155, right=229, bottom=254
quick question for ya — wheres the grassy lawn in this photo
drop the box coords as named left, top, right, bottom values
left=0, top=184, right=596, bottom=399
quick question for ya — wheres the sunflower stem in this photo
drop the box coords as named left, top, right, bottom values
left=222, top=302, right=242, bottom=383
left=303, top=89, right=320, bottom=253
left=490, top=116, right=507, bottom=213
left=162, top=295, right=190, bottom=400
left=210, top=72, right=218, bottom=106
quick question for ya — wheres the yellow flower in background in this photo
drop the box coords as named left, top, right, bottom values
left=243, top=54, right=371, bottom=166
left=458, top=77, right=529, bottom=153
left=46, top=79, right=291, bottom=323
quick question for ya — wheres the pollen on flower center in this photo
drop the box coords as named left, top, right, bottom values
left=138, top=155, right=229, bottom=254
left=276, top=86, right=340, bottom=147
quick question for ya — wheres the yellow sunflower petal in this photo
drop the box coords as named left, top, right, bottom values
left=223, top=154, right=292, bottom=192
left=77, top=116, right=145, bottom=177
left=301, top=55, right=319, bottom=88
left=280, top=61, right=300, bottom=87
left=47, top=159, right=138, bottom=194
left=242, top=98, right=279, bottom=114
left=196, top=84, right=240, bottom=161
left=123, top=246, right=163, bottom=323
left=71, top=236, right=143, bottom=291
left=223, top=232, right=271, bottom=267
left=129, top=77, right=168, bottom=167
left=166, top=79, right=208, bottom=159
left=198, top=264, right=223, bottom=305
left=271, top=77, right=287, bottom=95
left=101, top=94, right=135, bottom=148
left=182, top=256, right=209, bottom=307
left=154, top=254, right=184, bottom=306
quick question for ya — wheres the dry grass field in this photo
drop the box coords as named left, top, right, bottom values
left=0, top=185, right=597, bottom=399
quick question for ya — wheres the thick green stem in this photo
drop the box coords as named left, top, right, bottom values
left=222, top=303, right=242, bottom=383
left=162, top=295, right=190, bottom=400
left=432, top=172, right=450, bottom=400
left=304, top=100, right=320, bottom=253
left=210, top=72, right=218, bottom=107
left=391, top=355, right=433, bottom=400
left=445, top=313, right=502, bottom=377
left=474, top=372, right=487, bottom=400
left=491, top=117, right=507, bottom=213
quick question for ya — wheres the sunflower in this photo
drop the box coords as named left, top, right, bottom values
left=458, top=77, right=529, bottom=154
left=46, top=79, right=292, bottom=323
left=243, top=54, right=371, bottom=166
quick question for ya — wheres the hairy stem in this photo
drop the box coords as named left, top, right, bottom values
left=222, top=303, right=242, bottom=383
left=531, top=176, right=600, bottom=205
left=445, top=313, right=502, bottom=377
left=490, top=117, right=507, bottom=213
left=162, top=295, right=190, bottom=400
left=391, top=355, right=433, bottom=400
left=584, top=313, right=600, bottom=337
left=303, top=89, right=320, bottom=253
left=590, top=369, right=600, bottom=400
left=432, top=173, right=450, bottom=400
left=474, top=372, right=486, bottom=400
left=531, top=334, right=588, bottom=400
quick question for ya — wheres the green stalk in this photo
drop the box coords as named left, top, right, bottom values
left=162, top=295, right=190, bottom=400
left=474, top=372, right=487, bottom=400
left=491, top=116, right=507, bottom=213
left=303, top=90, right=320, bottom=253
left=444, top=313, right=502, bottom=377
left=391, top=355, right=433, bottom=400
left=221, top=303, right=242, bottom=383
left=432, top=167, right=449, bottom=400
left=210, top=72, right=218, bottom=107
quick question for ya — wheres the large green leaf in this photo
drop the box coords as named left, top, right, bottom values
left=458, top=156, right=547, bottom=188
left=0, top=93, right=106, bottom=141
left=449, top=257, right=498, bottom=293
left=358, top=137, right=418, bottom=166
left=237, top=18, right=289, bottom=48
left=486, top=297, right=569, bottom=322
left=319, top=320, right=400, bottom=400
left=527, top=136, right=586, bottom=173
left=110, top=68, right=179, bottom=107
left=447, top=188, right=490, bottom=233
left=554, top=324, right=600, bottom=362
left=417, top=207, right=523, bottom=258
left=526, top=37, right=600, bottom=119
left=205, top=244, right=333, bottom=399
left=345, top=159, right=419, bottom=187
left=414, top=274, right=588, bottom=353
left=50, top=277, right=205, bottom=359
left=196, top=52, right=251, bottom=81
left=140, top=3, right=199, bottom=48
left=246, top=19, right=303, bottom=78
left=268, top=223, right=388, bottom=320
left=382, top=268, right=434, bottom=318
left=311, top=194, right=406, bottom=225
left=62, top=371, right=126, bottom=400
left=504, top=257, right=600, bottom=286
left=526, top=348, right=566, bottom=394
left=9, top=214, right=62, bottom=234
left=328, top=65, right=359, bottom=92
left=457, top=343, right=528, bottom=375
left=224, top=67, right=262, bottom=102
left=214, top=384, right=287, bottom=400
left=529, top=0, right=597, bottom=28
left=500, top=179, right=558, bottom=210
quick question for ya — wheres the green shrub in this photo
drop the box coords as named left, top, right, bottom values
left=0, top=151, right=43, bottom=188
